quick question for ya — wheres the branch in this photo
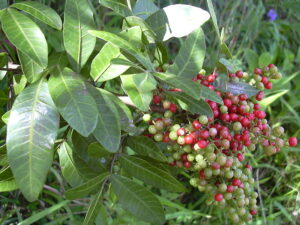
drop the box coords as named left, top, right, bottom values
left=0, top=63, right=22, bottom=73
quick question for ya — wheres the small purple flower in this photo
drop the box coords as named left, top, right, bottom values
left=267, top=9, right=277, bottom=21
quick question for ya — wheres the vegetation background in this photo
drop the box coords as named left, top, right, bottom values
left=1, top=0, right=300, bottom=224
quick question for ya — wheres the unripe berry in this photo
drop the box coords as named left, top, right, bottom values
left=218, top=183, right=227, bottom=192
left=169, top=131, right=178, bottom=141
left=154, top=120, right=164, bottom=130
left=164, top=110, right=173, bottom=118
left=143, top=114, right=151, bottom=122
left=148, top=125, right=157, bottom=134
left=209, top=127, right=217, bottom=137
left=162, top=100, right=171, bottom=109
left=195, top=154, right=204, bottom=162
left=154, top=133, right=163, bottom=142
left=233, top=122, right=242, bottom=131
left=199, top=115, right=208, bottom=125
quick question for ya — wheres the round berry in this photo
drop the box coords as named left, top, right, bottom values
left=214, top=193, right=223, bottom=201
left=176, top=128, right=186, bottom=136
left=199, top=115, right=208, bottom=125
left=289, top=137, right=298, bottom=147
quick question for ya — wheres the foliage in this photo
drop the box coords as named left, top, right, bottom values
left=0, top=0, right=299, bottom=225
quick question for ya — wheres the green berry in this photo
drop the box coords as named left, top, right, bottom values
left=199, top=115, right=208, bottom=125
left=143, top=114, right=151, bottom=122
left=148, top=125, right=157, bottom=134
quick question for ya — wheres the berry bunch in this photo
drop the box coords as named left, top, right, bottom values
left=145, top=65, right=297, bottom=224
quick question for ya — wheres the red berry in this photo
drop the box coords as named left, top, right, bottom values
left=289, top=137, right=298, bottom=147
left=214, top=193, right=223, bottom=201
left=183, top=161, right=191, bottom=168
left=255, top=110, right=266, bottom=119
left=229, top=73, right=236, bottom=78
left=254, top=103, right=260, bottom=110
left=207, top=74, right=216, bottom=83
left=239, top=94, right=248, bottom=101
left=212, top=162, right=221, bottom=170
left=170, top=103, right=177, bottom=113
left=192, top=120, right=202, bottom=130
left=250, top=210, right=257, bottom=215
left=184, top=135, right=194, bottom=145
left=199, top=170, right=205, bottom=179
left=163, top=133, right=170, bottom=143
left=227, top=185, right=234, bottom=193
left=265, top=81, right=273, bottom=89
left=237, top=153, right=244, bottom=161
left=261, top=76, right=268, bottom=85
left=223, top=98, right=232, bottom=107
left=268, top=64, right=275, bottom=68
left=181, top=153, right=188, bottom=161
left=236, top=70, right=244, bottom=78
left=152, top=95, right=161, bottom=104
left=256, top=91, right=264, bottom=101
left=221, top=113, right=230, bottom=122
left=245, top=164, right=252, bottom=170
left=197, top=140, right=208, bottom=149
left=232, top=178, right=242, bottom=186
left=177, top=128, right=186, bottom=136
left=254, top=68, right=263, bottom=75
left=200, top=130, right=210, bottom=139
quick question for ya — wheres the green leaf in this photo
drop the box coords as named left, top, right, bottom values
left=146, top=4, right=210, bottom=41
left=206, top=0, right=220, bottom=41
left=83, top=182, right=107, bottom=225
left=99, top=0, right=133, bottom=17
left=258, top=52, right=273, bottom=68
left=199, top=84, right=223, bottom=104
left=244, top=48, right=259, bottom=71
left=89, top=30, right=154, bottom=71
left=133, top=0, right=159, bottom=19
left=18, top=201, right=70, bottom=225
left=219, top=58, right=242, bottom=72
left=91, top=43, right=130, bottom=82
left=48, top=67, right=98, bottom=137
left=58, top=142, right=85, bottom=187
left=17, top=50, right=43, bottom=83
left=7, top=79, right=60, bottom=201
left=0, top=177, right=17, bottom=192
left=1, top=111, right=10, bottom=125
left=63, top=0, right=96, bottom=71
left=220, top=42, right=232, bottom=59
left=259, top=90, right=289, bottom=109
left=65, top=172, right=109, bottom=200
left=120, top=26, right=143, bottom=49
left=98, top=89, right=143, bottom=135
left=120, top=155, right=186, bottom=192
left=166, top=91, right=213, bottom=117
left=0, top=0, right=7, bottom=9
left=123, top=16, right=156, bottom=43
left=13, top=74, right=27, bottom=95
left=88, top=87, right=121, bottom=153
left=167, top=28, right=205, bottom=79
left=214, top=75, right=259, bottom=97
left=0, top=52, right=8, bottom=80
left=121, top=73, right=157, bottom=111
left=111, top=58, right=144, bottom=71
left=1, top=8, right=48, bottom=68
left=126, top=136, right=167, bottom=162
left=88, top=142, right=111, bottom=158
left=11, top=1, right=62, bottom=30
left=111, top=174, right=165, bottom=225
left=154, top=72, right=202, bottom=99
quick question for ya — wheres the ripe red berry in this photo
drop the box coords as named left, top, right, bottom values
left=163, top=133, right=170, bottom=143
left=237, top=153, right=244, bottom=161
left=254, top=103, right=260, bottom=110
left=223, top=98, right=232, bottom=107
left=192, top=120, right=202, bottom=130
left=184, top=135, right=194, bottom=145
left=265, top=81, right=273, bottom=89
left=254, top=68, right=263, bottom=75
left=177, top=128, right=186, bottom=136
left=261, top=76, right=268, bottom=85
left=250, top=210, right=257, bottom=215
left=229, top=73, right=236, bottom=78
left=232, top=178, right=242, bottom=186
left=256, top=91, right=264, bottom=101
left=289, top=137, right=298, bottom=147
left=214, top=193, right=223, bottom=201
left=181, top=153, right=188, bottom=161
left=239, top=94, right=248, bottom=101
left=152, top=95, right=161, bottom=104
left=236, top=70, right=244, bottom=78
left=212, top=162, right=221, bottom=170
left=255, top=110, right=266, bottom=119
left=197, top=140, right=208, bottom=149
left=200, top=130, right=210, bottom=139
left=183, top=161, right=191, bottom=168
left=170, top=103, right=177, bottom=113
left=207, top=74, right=216, bottom=83
left=227, top=185, right=234, bottom=193
left=199, top=170, right=205, bottom=179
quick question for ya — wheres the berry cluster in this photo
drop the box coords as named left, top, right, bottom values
left=144, top=65, right=297, bottom=224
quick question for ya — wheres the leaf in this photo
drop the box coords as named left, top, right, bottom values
left=220, top=42, right=232, bottom=59
left=133, top=0, right=159, bottom=19
left=120, top=155, right=186, bottom=192
left=154, top=72, right=202, bottom=99
left=259, top=90, right=289, bottom=109
left=65, top=172, right=109, bottom=200
left=99, top=0, right=133, bottom=17
left=98, top=89, right=143, bottom=135
left=48, top=67, right=98, bottom=137
left=214, top=75, right=260, bottom=97
left=91, top=43, right=130, bottom=82
left=6, top=79, right=60, bottom=201
left=126, top=136, right=167, bottom=162
left=13, top=74, right=27, bottom=95
left=244, top=48, right=259, bottom=71
left=17, top=50, right=43, bottom=83
left=199, top=85, right=223, bottom=104
left=111, top=174, right=165, bottom=225
left=206, top=0, right=220, bottom=41
left=111, top=58, right=144, bottom=71
left=18, top=201, right=70, bottom=225
left=1, top=111, right=10, bottom=125
left=58, top=142, right=85, bottom=187
left=63, top=0, right=96, bottom=71
left=0, top=0, right=7, bottom=9
left=219, top=58, right=242, bottom=72
left=0, top=52, right=8, bottom=80
left=120, top=26, right=143, bottom=49
left=146, top=4, right=210, bottom=41
left=121, top=73, right=157, bottom=111
left=0, top=177, right=17, bottom=192
left=167, top=28, right=205, bottom=79
left=88, top=86, right=121, bottom=153
left=88, top=142, right=111, bottom=158
left=88, top=30, right=154, bottom=71
left=258, top=52, right=273, bottom=68
left=1, top=8, right=48, bottom=68
left=83, top=182, right=107, bottom=225
left=11, top=1, right=62, bottom=30
left=166, top=91, right=213, bottom=117
left=123, top=16, right=156, bottom=43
